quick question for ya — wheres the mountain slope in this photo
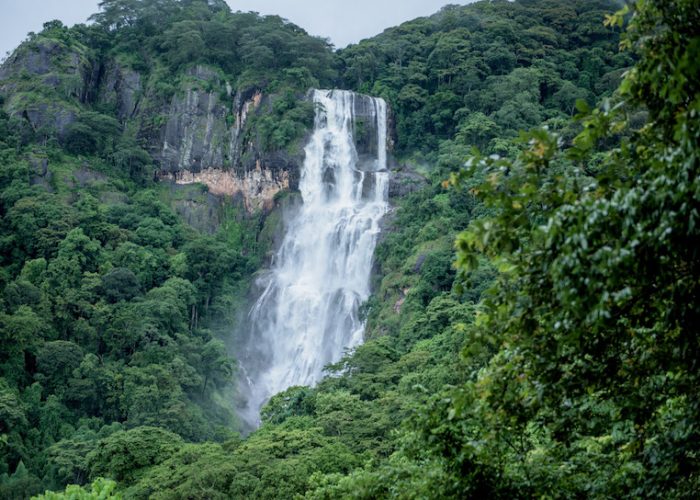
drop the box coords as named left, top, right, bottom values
left=3, top=0, right=696, bottom=498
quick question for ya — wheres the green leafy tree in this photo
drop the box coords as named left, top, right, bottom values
left=422, top=0, right=700, bottom=496
left=32, top=478, right=120, bottom=499
left=0, top=306, right=46, bottom=383
left=87, top=427, right=183, bottom=483
left=0, top=460, right=43, bottom=499
left=64, top=113, right=121, bottom=156
left=198, top=340, right=234, bottom=394
left=99, top=268, right=141, bottom=304
left=552, top=80, right=591, bottom=115
left=455, top=112, right=499, bottom=150
left=36, top=341, right=84, bottom=395
left=159, top=21, right=206, bottom=69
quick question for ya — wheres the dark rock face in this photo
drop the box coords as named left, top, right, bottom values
left=348, top=92, right=389, bottom=172
left=1, top=37, right=413, bottom=211
left=388, top=164, right=428, bottom=199
left=0, top=39, right=67, bottom=80
left=97, top=62, right=142, bottom=120
left=159, top=88, right=228, bottom=173
left=155, top=65, right=242, bottom=174
left=0, top=38, right=94, bottom=139
left=352, top=94, right=382, bottom=157
left=24, top=104, right=77, bottom=140
left=150, top=67, right=307, bottom=211
left=413, top=254, right=427, bottom=273
left=340, top=92, right=418, bottom=203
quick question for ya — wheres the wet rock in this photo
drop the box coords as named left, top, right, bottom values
left=351, top=93, right=383, bottom=157
left=159, top=89, right=229, bottom=172
left=322, top=90, right=389, bottom=172
left=152, top=64, right=230, bottom=173
left=0, top=38, right=90, bottom=138
left=153, top=78, right=302, bottom=212
left=230, top=87, right=260, bottom=161
left=188, top=64, right=220, bottom=82
left=0, top=39, right=58, bottom=78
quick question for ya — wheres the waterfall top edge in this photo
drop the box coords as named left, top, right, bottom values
left=310, top=88, right=386, bottom=102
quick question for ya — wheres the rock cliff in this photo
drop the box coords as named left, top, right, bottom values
left=97, top=61, right=142, bottom=121
left=0, top=39, right=417, bottom=214
left=150, top=67, right=302, bottom=212
left=0, top=38, right=92, bottom=139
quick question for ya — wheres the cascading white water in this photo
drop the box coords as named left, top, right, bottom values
left=238, top=89, right=389, bottom=426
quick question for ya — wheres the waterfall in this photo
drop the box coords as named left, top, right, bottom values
left=238, top=89, right=389, bottom=426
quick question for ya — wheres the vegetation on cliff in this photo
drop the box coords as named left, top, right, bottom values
left=0, top=1, right=336, bottom=496
left=0, top=0, right=698, bottom=498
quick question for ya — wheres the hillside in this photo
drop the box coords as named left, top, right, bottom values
left=1, top=0, right=698, bottom=498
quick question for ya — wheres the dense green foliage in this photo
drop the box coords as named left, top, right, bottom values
left=305, top=1, right=700, bottom=497
left=0, top=2, right=320, bottom=495
left=1, top=0, right=698, bottom=498
left=88, top=0, right=335, bottom=88
left=339, top=0, right=631, bottom=154
left=0, top=129, right=270, bottom=496
left=34, top=479, right=120, bottom=500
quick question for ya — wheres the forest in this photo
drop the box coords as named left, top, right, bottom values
left=0, top=0, right=698, bottom=498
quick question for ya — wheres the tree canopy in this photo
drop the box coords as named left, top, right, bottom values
left=0, top=0, right=697, bottom=498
